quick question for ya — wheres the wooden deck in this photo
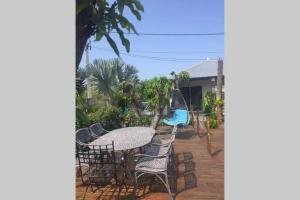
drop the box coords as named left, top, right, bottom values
left=76, top=125, right=224, bottom=200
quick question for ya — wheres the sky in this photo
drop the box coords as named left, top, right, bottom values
left=79, top=0, right=224, bottom=80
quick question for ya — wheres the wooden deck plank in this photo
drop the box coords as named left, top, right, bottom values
left=76, top=125, right=224, bottom=200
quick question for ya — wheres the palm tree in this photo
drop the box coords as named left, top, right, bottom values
left=86, top=59, right=117, bottom=101
left=86, top=58, right=139, bottom=105
left=76, top=67, right=87, bottom=94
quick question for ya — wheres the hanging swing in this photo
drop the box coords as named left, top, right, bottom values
left=163, top=87, right=189, bottom=127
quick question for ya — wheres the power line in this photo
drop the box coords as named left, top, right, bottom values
left=111, top=32, right=224, bottom=36
left=92, top=47, right=223, bottom=54
left=92, top=46, right=221, bottom=62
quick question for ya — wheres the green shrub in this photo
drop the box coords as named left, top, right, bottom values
left=178, top=71, right=190, bottom=82
left=203, top=91, right=216, bottom=115
left=124, top=109, right=136, bottom=126
left=125, top=109, right=152, bottom=127
left=203, top=91, right=218, bottom=129
left=210, top=119, right=218, bottom=128
left=76, top=93, right=90, bottom=129
left=88, top=105, right=123, bottom=131
left=76, top=107, right=90, bottom=129
left=139, top=116, right=152, bottom=126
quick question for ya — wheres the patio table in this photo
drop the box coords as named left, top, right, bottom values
left=89, top=126, right=155, bottom=151
left=88, top=126, right=156, bottom=186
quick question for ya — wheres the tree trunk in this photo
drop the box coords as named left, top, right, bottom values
left=216, top=59, right=223, bottom=126
left=76, top=0, right=94, bottom=70
left=174, top=74, right=179, bottom=89
left=76, top=30, right=89, bottom=70
left=130, top=100, right=142, bottom=118
left=152, top=107, right=163, bottom=129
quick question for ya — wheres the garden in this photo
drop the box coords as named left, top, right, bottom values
left=76, top=58, right=224, bottom=131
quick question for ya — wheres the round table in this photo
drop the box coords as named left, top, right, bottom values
left=89, top=126, right=155, bottom=151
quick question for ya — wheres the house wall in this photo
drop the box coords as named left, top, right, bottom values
left=180, top=79, right=214, bottom=110
left=180, top=79, right=213, bottom=88
left=180, top=77, right=225, bottom=110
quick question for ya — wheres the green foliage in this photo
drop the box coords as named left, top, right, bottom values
left=76, top=85, right=124, bottom=130
left=215, top=98, right=224, bottom=106
left=86, top=58, right=139, bottom=104
left=76, top=58, right=142, bottom=130
left=210, top=118, right=218, bottom=128
left=115, top=83, right=133, bottom=111
left=203, top=91, right=216, bottom=115
left=76, top=107, right=90, bottom=129
left=125, top=109, right=152, bottom=127
left=76, top=68, right=87, bottom=94
left=140, top=76, right=172, bottom=129
left=140, top=76, right=172, bottom=111
left=86, top=59, right=118, bottom=99
left=88, top=105, right=123, bottom=131
left=178, top=71, right=190, bottom=82
left=76, top=0, right=144, bottom=56
left=76, top=92, right=90, bottom=129
left=203, top=91, right=218, bottom=129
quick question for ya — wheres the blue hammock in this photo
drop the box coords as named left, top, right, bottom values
left=163, top=109, right=189, bottom=126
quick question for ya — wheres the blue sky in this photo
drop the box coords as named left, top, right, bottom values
left=79, top=0, right=224, bottom=80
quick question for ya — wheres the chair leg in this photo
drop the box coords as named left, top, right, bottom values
left=79, top=166, right=89, bottom=185
left=164, top=173, right=173, bottom=200
left=82, top=183, right=90, bottom=200
left=155, top=173, right=173, bottom=200
left=132, top=172, right=139, bottom=200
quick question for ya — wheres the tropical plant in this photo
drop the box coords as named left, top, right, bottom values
left=86, top=58, right=139, bottom=105
left=88, top=105, right=123, bottom=130
left=76, top=92, right=90, bottom=129
left=178, top=71, right=190, bottom=82
left=115, top=80, right=143, bottom=117
left=215, top=99, right=224, bottom=106
left=114, top=59, right=139, bottom=84
left=76, top=0, right=144, bottom=69
left=124, top=109, right=152, bottom=127
left=86, top=59, right=118, bottom=101
left=140, top=76, right=172, bottom=129
left=76, top=67, right=87, bottom=94
left=203, top=91, right=218, bottom=128
left=76, top=68, right=89, bottom=129
left=203, top=91, right=216, bottom=115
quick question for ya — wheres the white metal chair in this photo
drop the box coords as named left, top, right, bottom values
left=89, top=122, right=109, bottom=139
left=76, top=128, right=93, bottom=144
left=134, top=141, right=174, bottom=200
left=77, top=142, right=124, bottom=200
left=151, top=126, right=177, bottom=146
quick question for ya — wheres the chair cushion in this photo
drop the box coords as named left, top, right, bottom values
left=163, top=109, right=189, bottom=126
left=163, top=119, right=177, bottom=126
left=135, top=156, right=168, bottom=172
left=152, top=135, right=174, bottom=145
left=144, top=144, right=170, bottom=156
left=135, top=145, right=170, bottom=172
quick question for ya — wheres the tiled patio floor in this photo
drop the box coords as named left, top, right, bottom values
left=76, top=124, right=224, bottom=200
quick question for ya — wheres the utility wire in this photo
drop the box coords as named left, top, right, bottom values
left=92, top=46, right=221, bottom=62
left=111, top=32, right=224, bottom=36
left=92, top=46, right=223, bottom=54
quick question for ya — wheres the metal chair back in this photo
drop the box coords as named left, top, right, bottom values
left=76, top=128, right=93, bottom=145
left=77, top=142, right=120, bottom=190
left=89, top=123, right=107, bottom=138
left=77, top=142, right=116, bottom=166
